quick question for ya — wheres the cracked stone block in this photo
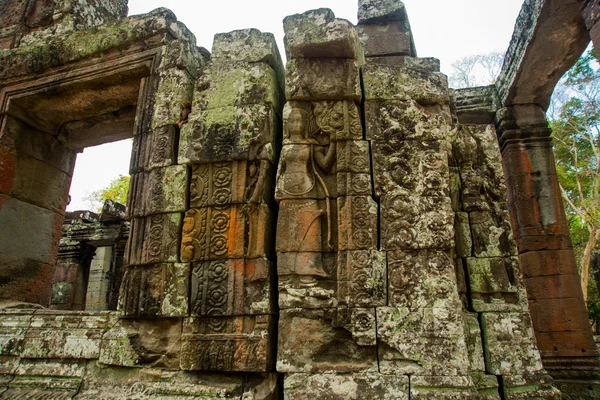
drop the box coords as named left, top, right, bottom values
left=480, top=312, right=545, bottom=376
left=377, top=306, right=471, bottom=376
left=277, top=308, right=378, bottom=373
left=99, top=318, right=182, bottom=369
left=283, top=8, right=360, bottom=59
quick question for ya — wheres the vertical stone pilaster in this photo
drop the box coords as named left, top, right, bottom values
left=496, top=104, right=600, bottom=391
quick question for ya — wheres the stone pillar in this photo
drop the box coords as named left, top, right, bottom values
left=0, top=116, right=75, bottom=306
left=85, top=246, right=113, bottom=311
left=497, top=103, right=600, bottom=395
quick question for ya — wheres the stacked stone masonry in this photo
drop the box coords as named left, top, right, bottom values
left=0, top=0, right=598, bottom=398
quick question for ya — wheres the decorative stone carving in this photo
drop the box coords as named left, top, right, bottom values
left=286, top=58, right=361, bottom=101
left=275, top=102, right=337, bottom=281
left=180, top=315, right=274, bottom=372
left=337, top=250, right=386, bottom=307
left=127, top=165, right=188, bottom=218
left=126, top=213, right=181, bottom=266
left=119, top=263, right=189, bottom=317
left=190, top=258, right=274, bottom=316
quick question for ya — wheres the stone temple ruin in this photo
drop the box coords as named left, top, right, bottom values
left=1, top=0, right=600, bottom=398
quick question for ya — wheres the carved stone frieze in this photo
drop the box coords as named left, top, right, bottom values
left=180, top=315, right=274, bottom=372
left=286, top=58, right=361, bottom=101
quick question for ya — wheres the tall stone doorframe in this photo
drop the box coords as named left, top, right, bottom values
left=0, top=0, right=596, bottom=399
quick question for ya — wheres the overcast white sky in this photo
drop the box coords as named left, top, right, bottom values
left=67, top=0, right=525, bottom=211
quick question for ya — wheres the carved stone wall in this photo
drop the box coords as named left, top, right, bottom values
left=0, top=0, right=597, bottom=398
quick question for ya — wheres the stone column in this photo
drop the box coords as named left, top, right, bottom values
left=497, top=103, right=600, bottom=393
left=85, top=246, right=113, bottom=311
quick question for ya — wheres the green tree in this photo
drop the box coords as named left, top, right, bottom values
left=84, top=175, right=130, bottom=211
left=449, top=51, right=505, bottom=88
left=551, top=49, right=600, bottom=303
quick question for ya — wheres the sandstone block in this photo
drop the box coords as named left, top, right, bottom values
left=212, top=29, right=284, bottom=81
left=286, top=58, right=361, bottom=101
left=313, top=100, right=363, bottom=140
left=128, top=165, right=188, bottom=218
left=470, top=210, right=517, bottom=257
left=372, top=139, right=450, bottom=198
left=119, top=263, right=189, bottom=317
left=363, top=64, right=448, bottom=103
left=283, top=8, right=360, bottom=59
left=454, top=212, right=472, bottom=258
left=480, top=312, right=545, bottom=376
left=126, top=213, right=181, bottom=267
left=179, top=104, right=278, bottom=164
left=377, top=306, right=471, bottom=376
left=337, top=173, right=372, bottom=196
left=337, top=250, right=387, bottom=307
left=190, top=160, right=274, bottom=208
left=151, top=67, right=195, bottom=130
left=336, top=140, right=371, bottom=173
left=409, top=376, right=479, bottom=399
left=388, top=250, right=463, bottom=309
left=195, top=62, right=283, bottom=111
left=357, top=20, right=415, bottom=57
left=284, top=373, right=409, bottom=400
left=463, top=312, right=486, bottom=373
left=381, top=194, right=454, bottom=250
left=181, top=205, right=272, bottom=262
left=99, top=318, right=182, bottom=369
left=191, top=258, right=274, bottom=316
left=467, top=257, right=525, bottom=313
left=20, top=311, right=116, bottom=360
left=358, top=0, right=408, bottom=23
left=337, top=196, right=378, bottom=251
left=0, top=310, right=34, bottom=356
left=277, top=308, right=378, bottom=373
left=181, top=315, right=274, bottom=372
left=365, top=100, right=450, bottom=142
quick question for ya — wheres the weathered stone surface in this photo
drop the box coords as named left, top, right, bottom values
left=372, top=140, right=450, bottom=198
left=388, top=250, right=463, bottom=309
left=336, top=140, right=371, bottom=174
left=467, top=257, right=525, bottom=313
left=212, top=29, right=284, bottom=82
left=480, top=312, right=545, bottom=376
left=503, top=374, right=561, bottom=399
left=409, top=376, right=479, bottom=399
left=119, top=263, right=189, bottom=317
left=365, top=100, right=450, bottom=142
left=452, top=86, right=500, bottom=124
left=277, top=308, right=378, bottom=373
left=99, top=318, right=182, bottom=369
left=454, top=212, right=472, bottom=258
left=284, top=373, right=409, bottom=399
left=195, top=62, right=283, bottom=112
left=286, top=58, right=361, bottom=101
left=190, top=160, right=274, bottom=208
left=190, top=258, right=274, bottom=316
left=313, top=100, right=363, bottom=140
left=337, top=196, right=378, bottom=250
left=363, top=64, right=448, bottom=103
left=128, top=165, right=188, bottom=217
left=181, top=205, right=266, bottom=262
left=337, top=250, right=386, bottom=307
left=126, top=213, right=181, bottom=266
left=357, top=20, right=415, bottom=57
left=358, top=0, right=409, bottom=23
left=152, top=67, right=195, bottom=130
left=365, top=56, right=440, bottom=72
left=381, top=194, right=454, bottom=250
left=283, top=8, right=360, bottom=59
left=179, top=104, right=279, bottom=164
left=470, top=210, right=518, bottom=258
left=181, top=315, right=274, bottom=372
left=377, top=306, right=471, bottom=376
